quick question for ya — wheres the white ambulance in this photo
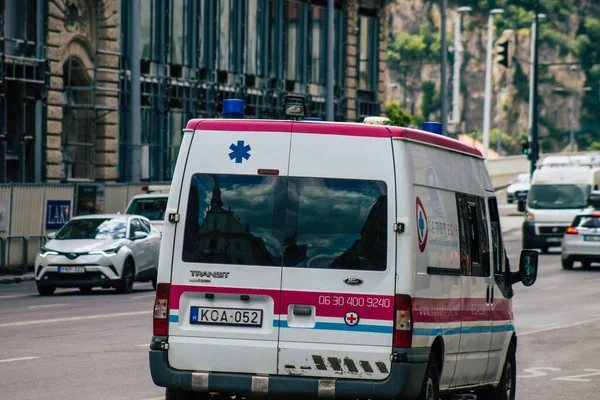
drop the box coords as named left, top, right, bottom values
left=149, top=98, right=538, bottom=400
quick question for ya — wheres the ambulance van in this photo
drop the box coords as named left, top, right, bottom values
left=149, top=99, right=538, bottom=400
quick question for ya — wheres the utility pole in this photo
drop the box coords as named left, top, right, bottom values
left=440, top=0, right=448, bottom=134
left=497, top=88, right=503, bottom=155
left=130, top=0, right=142, bottom=182
left=451, top=7, right=472, bottom=127
left=530, top=1, right=540, bottom=177
left=483, top=9, right=504, bottom=161
left=326, top=0, right=334, bottom=121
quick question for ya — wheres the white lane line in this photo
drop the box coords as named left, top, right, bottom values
left=0, top=294, right=30, bottom=300
left=540, top=285, right=558, bottom=291
left=28, top=304, right=67, bottom=309
left=0, top=356, right=40, bottom=363
left=141, top=397, right=164, bottom=400
left=520, top=316, right=600, bottom=336
left=586, top=277, right=600, bottom=283
left=0, top=310, right=150, bottom=328
left=130, top=294, right=156, bottom=299
left=136, top=344, right=149, bottom=347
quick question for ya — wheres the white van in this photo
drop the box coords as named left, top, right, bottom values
left=149, top=102, right=538, bottom=400
left=125, top=185, right=171, bottom=232
left=523, top=166, right=600, bottom=252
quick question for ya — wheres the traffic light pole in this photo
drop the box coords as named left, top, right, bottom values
left=530, top=1, right=540, bottom=177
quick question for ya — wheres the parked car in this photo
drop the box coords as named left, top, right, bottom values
left=506, top=173, right=530, bottom=204
left=35, top=214, right=161, bottom=295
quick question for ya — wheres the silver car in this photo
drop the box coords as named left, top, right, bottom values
left=562, top=208, right=600, bottom=269
left=35, top=214, right=161, bottom=295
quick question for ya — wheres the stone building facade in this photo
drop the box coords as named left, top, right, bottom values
left=1, top=0, right=391, bottom=184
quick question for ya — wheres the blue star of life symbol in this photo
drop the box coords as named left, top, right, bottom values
left=418, top=209, right=425, bottom=238
left=229, top=140, right=251, bottom=164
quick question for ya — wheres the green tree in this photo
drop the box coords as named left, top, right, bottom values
left=383, top=101, right=414, bottom=127
left=421, top=81, right=440, bottom=120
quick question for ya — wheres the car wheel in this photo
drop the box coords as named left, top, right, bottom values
left=116, top=258, right=135, bottom=294
left=562, top=259, right=574, bottom=269
left=151, top=276, right=157, bottom=290
left=417, top=353, right=440, bottom=400
left=507, top=199, right=513, bottom=204
left=540, top=246, right=549, bottom=254
left=582, top=261, right=592, bottom=269
left=79, top=286, right=93, bottom=293
left=165, top=388, right=212, bottom=400
left=37, top=285, right=55, bottom=296
left=477, top=342, right=516, bottom=400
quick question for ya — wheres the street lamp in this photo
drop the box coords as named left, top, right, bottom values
left=482, top=8, right=504, bottom=162
left=450, top=6, right=472, bottom=128
left=527, top=13, right=546, bottom=133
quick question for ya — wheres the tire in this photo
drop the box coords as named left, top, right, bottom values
left=37, top=285, right=55, bottom=296
left=151, top=276, right=157, bottom=290
left=79, top=286, right=93, bottom=293
left=582, top=261, right=592, bottom=269
left=116, top=258, right=135, bottom=294
left=562, top=259, right=573, bottom=269
left=477, top=342, right=516, bottom=400
left=165, top=388, right=212, bottom=400
left=507, top=199, right=513, bottom=204
left=540, top=246, right=549, bottom=254
left=417, top=353, right=440, bottom=400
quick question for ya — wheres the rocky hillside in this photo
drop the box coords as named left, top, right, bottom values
left=384, top=0, right=600, bottom=154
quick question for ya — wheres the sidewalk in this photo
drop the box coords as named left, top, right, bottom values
left=0, top=272, right=35, bottom=284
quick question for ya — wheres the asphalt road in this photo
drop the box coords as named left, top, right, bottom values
left=1, top=206, right=600, bottom=399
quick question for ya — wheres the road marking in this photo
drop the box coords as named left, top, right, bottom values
left=141, top=397, right=164, bottom=400
left=518, top=367, right=562, bottom=378
left=0, top=356, right=40, bottom=363
left=553, top=369, right=600, bottom=382
left=540, top=285, right=558, bottom=291
left=136, top=344, right=149, bottom=347
left=0, top=310, right=150, bottom=328
left=586, top=277, right=600, bottom=283
left=520, top=316, right=600, bottom=336
left=28, top=304, right=67, bottom=309
left=130, top=294, right=156, bottom=299
left=0, top=294, right=30, bottom=300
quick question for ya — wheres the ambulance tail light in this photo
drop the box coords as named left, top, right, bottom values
left=565, top=227, right=578, bottom=235
left=393, top=294, right=413, bottom=348
left=153, top=283, right=170, bottom=336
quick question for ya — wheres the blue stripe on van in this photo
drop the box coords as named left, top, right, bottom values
left=413, top=324, right=514, bottom=336
left=274, top=320, right=394, bottom=334
left=169, top=315, right=179, bottom=323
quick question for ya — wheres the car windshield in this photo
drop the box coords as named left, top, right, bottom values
left=56, top=218, right=127, bottom=240
left=527, top=184, right=590, bottom=210
left=126, top=197, right=168, bottom=221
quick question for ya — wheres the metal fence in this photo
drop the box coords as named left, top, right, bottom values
left=0, top=182, right=166, bottom=274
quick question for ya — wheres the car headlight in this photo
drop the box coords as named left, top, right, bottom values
left=525, top=211, right=534, bottom=222
left=89, top=246, right=122, bottom=256
left=39, top=247, right=59, bottom=257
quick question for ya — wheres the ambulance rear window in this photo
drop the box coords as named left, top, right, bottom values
left=182, top=174, right=388, bottom=271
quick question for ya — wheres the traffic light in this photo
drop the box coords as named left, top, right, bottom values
left=497, top=40, right=510, bottom=68
left=521, top=140, right=530, bottom=155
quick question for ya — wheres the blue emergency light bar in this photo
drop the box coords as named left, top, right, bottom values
left=222, top=99, right=245, bottom=119
left=422, top=122, right=443, bottom=135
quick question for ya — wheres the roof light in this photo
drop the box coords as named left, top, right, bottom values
left=363, top=116, right=390, bottom=125
left=283, top=94, right=307, bottom=120
left=303, top=117, right=323, bottom=121
left=222, top=99, right=245, bottom=119
left=422, top=122, right=444, bottom=135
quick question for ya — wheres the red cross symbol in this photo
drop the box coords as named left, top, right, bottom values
left=345, top=311, right=359, bottom=326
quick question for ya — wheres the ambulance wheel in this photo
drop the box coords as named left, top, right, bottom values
left=165, top=388, right=211, bottom=400
left=477, top=343, right=516, bottom=400
left=417, top=353, right=440, bottom=400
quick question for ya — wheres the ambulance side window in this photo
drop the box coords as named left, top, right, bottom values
left=488, top=197, right=504, bottom=274
left=456, top=193, right=489, bottom=277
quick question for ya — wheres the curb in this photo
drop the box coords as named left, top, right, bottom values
left=0, top=275, right=35, bottom=284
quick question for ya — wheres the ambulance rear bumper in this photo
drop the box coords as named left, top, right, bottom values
left=149, top=340, right=429, bottom=399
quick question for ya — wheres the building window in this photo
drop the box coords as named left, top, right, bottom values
left=202, top=0, right=218, bottom=72
left=140, top=0, right=155, bottom=61
left=246, top=0, right=259, bottom=75
left=358, top=14, right=378, bottom=91
left=230, top=0, right=246, bottom=74
left=309, top=5, right=326, bottom=85
left=171, top=0, right=185, bottom=66
left=218, top=0, right=230, bottom=71
left=168, top=112, right=183, bottom=179
left=285, top=1, right=307, bottom=82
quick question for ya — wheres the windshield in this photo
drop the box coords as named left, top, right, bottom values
left=126, top=197, right=168, bottom=221
left=527, top=184, right=590, bottom=210
left=56, top=218, right=127, bottom=240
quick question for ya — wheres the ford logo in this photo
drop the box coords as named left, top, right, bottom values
left=343, top=277, right=363, bottom=286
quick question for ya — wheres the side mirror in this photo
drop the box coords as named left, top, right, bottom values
left=47, top=232, right=57, bottom=239
left=515, top=249, right=538, bottom=286
left=517, top=199, right=526, bottom=212
left=133, top=231, right=148, bottom=240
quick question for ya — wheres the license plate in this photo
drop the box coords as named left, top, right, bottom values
left=190, top=306, right=263, bottom=327
left=545, top=237, right=562, bottom=243
left=58, top=266, right=85, bottom=273
left=584, top=236, right=600, bottom=242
